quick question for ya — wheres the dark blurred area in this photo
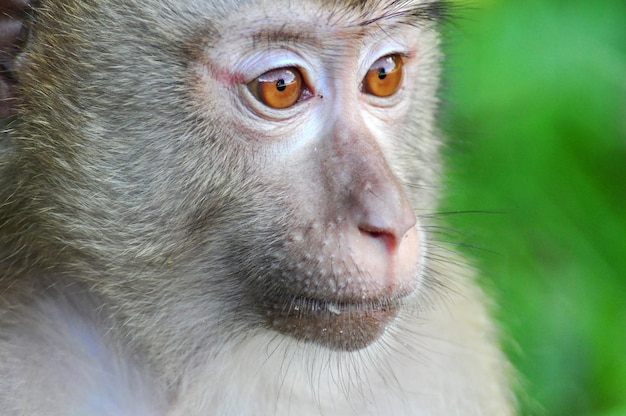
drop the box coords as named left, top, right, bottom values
left=441, top=1, right=626, bottom=415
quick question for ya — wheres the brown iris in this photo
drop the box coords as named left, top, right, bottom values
left=363, top=54, right=404, bottom=97
left=248, top=67, right=304, bottom=109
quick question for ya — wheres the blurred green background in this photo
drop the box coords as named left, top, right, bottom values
left=440, top=0, right=626, bottom=415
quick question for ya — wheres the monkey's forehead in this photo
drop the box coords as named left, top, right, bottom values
left=142, top=0, right=449, bottom=35
left=186, top=0, right=445, bottom=54
left=190, top=0, right=447, bottom=31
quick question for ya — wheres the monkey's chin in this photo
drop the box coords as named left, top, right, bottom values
left=267, top=295, right=401, bottom=351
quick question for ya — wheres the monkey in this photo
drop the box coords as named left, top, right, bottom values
left=0, top=0, right=515, bottom=415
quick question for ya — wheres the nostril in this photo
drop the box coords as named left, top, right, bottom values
left=357, top=203, right=417, bottom=253
left=358, top=224, right=398, bottom=252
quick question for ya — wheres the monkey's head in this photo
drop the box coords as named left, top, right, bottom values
left=2, top=0, right=446, bottom=354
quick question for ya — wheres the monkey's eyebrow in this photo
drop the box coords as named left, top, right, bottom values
left=356, top=1, right=451, bottom=27
left=250, top=28, right=321, bottom=49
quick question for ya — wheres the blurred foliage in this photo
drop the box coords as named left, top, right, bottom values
left=440, top=0, right=626, bottom=415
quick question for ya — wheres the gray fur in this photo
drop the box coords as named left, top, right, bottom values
left=0, top=0, right=514, bottom=414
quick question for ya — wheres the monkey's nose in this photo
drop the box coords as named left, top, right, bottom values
left=347, top=215, right=420, bottom=298
left=357, top=207, right=417, bottom=253
left=347, top=181, right=420, bottom=297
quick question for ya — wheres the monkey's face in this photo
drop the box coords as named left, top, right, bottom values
left=16, top=0, right=443, bottom=353
left=185, top=2, right=442, bottom=351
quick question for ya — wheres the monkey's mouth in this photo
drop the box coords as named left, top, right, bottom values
left=288, top=295, right=399, bottom=316
left=267, top=294, right=401, bottom=351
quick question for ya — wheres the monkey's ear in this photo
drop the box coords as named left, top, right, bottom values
left=0, top=0, right=35, bottom=119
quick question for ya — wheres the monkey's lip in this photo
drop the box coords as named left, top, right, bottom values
left=287, top=295, right=400, bottom=316
left=267, top=293, right=402, bottom=351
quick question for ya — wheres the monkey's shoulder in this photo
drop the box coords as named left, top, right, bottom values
left=0, top=292, right=166, bottom=416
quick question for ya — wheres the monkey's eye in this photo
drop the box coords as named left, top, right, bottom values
left=362, top=54, right=404, bottom=97
left=247, top=67, right=305, bottom=109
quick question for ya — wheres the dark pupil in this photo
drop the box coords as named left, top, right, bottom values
left=276, top=79, right=286, bottom=91
left=377, top=68, right=387, bottom=80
